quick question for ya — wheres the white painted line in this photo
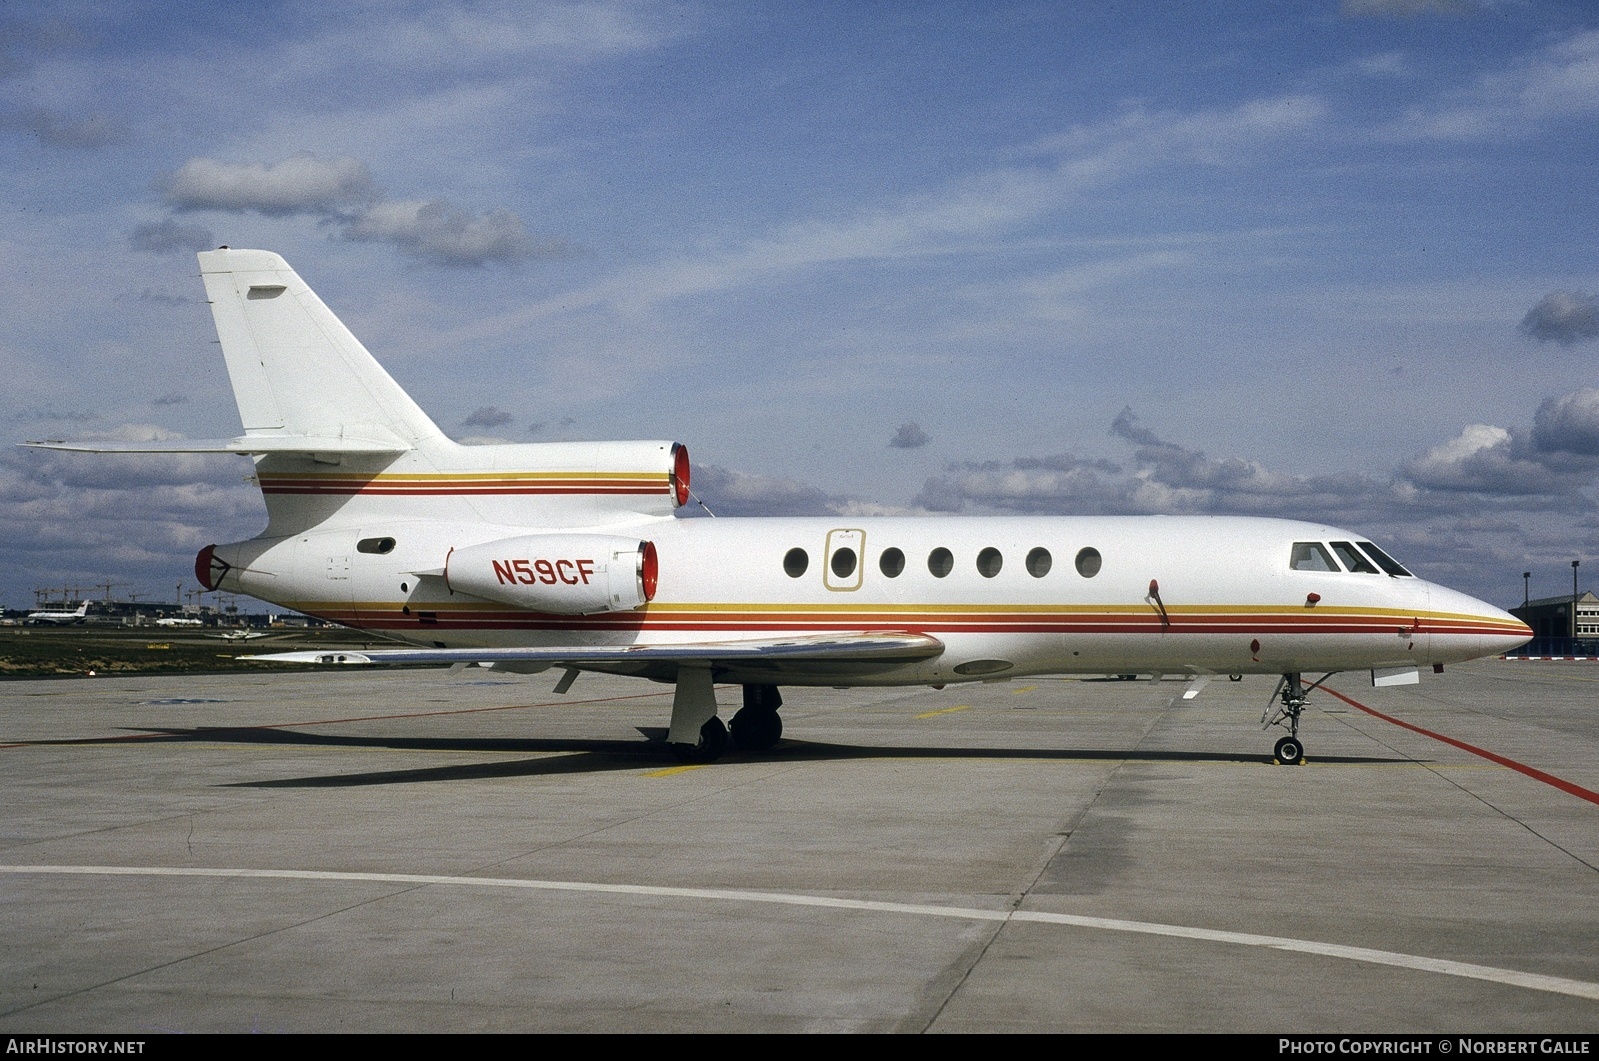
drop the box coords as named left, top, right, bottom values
left=6, top=863, right=1597, bottom=1003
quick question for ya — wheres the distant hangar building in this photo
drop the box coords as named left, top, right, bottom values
left=1510, top=591, right=1599, bottom=640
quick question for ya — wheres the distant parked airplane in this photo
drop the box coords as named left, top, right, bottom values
left=26, top=602, right=89, bottom=626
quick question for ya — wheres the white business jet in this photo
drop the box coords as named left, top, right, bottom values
left=27, top=249, right=1531, bottom=763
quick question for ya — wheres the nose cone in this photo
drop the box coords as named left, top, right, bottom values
left=1427, top=584, right=1532, bottom=662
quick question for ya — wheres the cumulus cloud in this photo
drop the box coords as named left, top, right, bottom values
left=346, top=199, right=558, bottom=266
left=889, top=422, right=930, bottom=449
left=462, top=405, right=514, bottom=428
left=685, top=463, right=850, bottom=517
left=1401, top=424, right=1554, bottom=494
left=1, top=427, right=266, bottom=601
left=914, top=399, right=1599, bottom=532
left=150, top=154, right=555, bottom=267
left=1520, top=291, right=1599, bottom=346
left=1531, top=388, right=1599, bottom=456
left=161, top=155, right=377, bottom=217
left=913, top=452, right=1133, bottom=514
left=128, top=218, right=214, bottom=255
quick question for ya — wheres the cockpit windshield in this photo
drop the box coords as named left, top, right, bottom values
left=1289, top=542, right=1339, bottom=572
left=1357, top=541, right=1412, bottom=577
left=1330, top=541, right=1378, bottom=573
left=1289, top=539, right=1414, bottom=576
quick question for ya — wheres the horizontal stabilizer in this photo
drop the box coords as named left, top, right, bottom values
left=241, top=632, right=945, bottom=668
left=21, top=434, right=412, bottom=456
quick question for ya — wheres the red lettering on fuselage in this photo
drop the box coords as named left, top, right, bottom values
left=493, top=558, right=597, bottom=586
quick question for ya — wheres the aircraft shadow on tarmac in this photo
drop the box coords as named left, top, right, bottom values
left=32, top=726, right=1411, bottom=788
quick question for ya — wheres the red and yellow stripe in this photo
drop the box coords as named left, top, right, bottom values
left=257, top=470, right=671, bottom=497
left=276, top=600, right=1529, bottom=639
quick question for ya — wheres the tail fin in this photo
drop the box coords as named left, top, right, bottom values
left=199, top=248, right=446, bottom=449
left=28, top=248, right=687, bottom=539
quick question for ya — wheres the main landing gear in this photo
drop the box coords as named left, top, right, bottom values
left=666, top=672, right=783, bottom=763
left=730, top=684, right=783, bottom=752
left=1262, top=672, right=1330, bottom=765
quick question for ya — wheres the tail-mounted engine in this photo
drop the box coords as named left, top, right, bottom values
left=445, top=534, right=658, bottom=614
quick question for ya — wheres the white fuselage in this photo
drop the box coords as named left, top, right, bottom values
left=211, top=513, right=1530, bottom=686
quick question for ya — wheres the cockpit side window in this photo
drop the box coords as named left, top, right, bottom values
left=1357, top=541, right=1413, bottom=577
left=1290, top=542, right=1340, bottom=572
left=1330, top=541, right=1378, bottom=573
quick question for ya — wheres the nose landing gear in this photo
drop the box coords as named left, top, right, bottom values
left=1263, top=672, right=1329, bottom=765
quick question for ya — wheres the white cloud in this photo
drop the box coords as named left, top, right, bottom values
left=1532, top=388, right=1599, bottom=456
left=1393, top=29, right=1599, bottom=139
left=1521, top=291, right=1599, bottom=346
left=346, top=199, right=560, bottom=266
left=685, top=463, right=848, bottom=518
left=1402, top=424, right=1553, bottom=494
left=436, top=92, right=1332, bottom=345
left=161, top=155, right=377, bottom=217
left=152, top=154, right=560, bottom=267
left=0, top=427, right=266, bottom=601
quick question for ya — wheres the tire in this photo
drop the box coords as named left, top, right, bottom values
left=1274, top=735, right=1304, bottom=764
left=670, top=716, right=729, bottom=763
left=730, top=706, right=783, bottom=752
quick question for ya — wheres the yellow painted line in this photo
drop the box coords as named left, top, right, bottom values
left=915, top=704, right=971, bottom=720
left=644, top=764, right=707, bottom=777
left=1011, top=685, right=1036, bottom=694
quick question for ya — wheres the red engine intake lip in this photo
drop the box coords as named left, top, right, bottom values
left=670, top=444, right=690, bottom=508
left=641, top=540, right=659, bottom=601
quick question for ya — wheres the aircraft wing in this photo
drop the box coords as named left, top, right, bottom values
left=241, top=632, right=944, bottom=670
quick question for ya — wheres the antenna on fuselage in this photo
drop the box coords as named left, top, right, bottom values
left=687, top=487, right=716, bottom=518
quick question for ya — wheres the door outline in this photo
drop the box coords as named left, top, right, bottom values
left=824, top=528, right=865, bottom=592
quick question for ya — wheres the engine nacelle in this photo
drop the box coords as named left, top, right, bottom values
left=446, top=534, right=658, bottom=614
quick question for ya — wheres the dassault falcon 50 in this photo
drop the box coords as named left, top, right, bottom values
left=27, top=249, right=1532, bottom=763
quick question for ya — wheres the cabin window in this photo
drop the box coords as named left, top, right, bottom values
left=1026, top=547, right=1052, bottom=577
left=1075, top=547, right=1102, bottom=578
left=1290, top=542, right=1339, bottom=572
left=784, top=547, right=809, bottom=578
left=879, top=547, right=905, bottom=578
left=976, top=547, right=1003, bottom=578
left=928, top=547, right=954, bottom=578
left=1330, top=541, right=1378, bottom=574
left=357, top=536, right=396, bottom=555
left=830, top=546, right=858, bottom=579
left=1358, top=541, right=1413, bottom=577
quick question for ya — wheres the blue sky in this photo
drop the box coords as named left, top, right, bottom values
left=3, top=0, right=1597, bottom=610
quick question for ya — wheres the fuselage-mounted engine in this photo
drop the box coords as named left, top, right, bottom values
left=445, top=534, right=658, bottom=615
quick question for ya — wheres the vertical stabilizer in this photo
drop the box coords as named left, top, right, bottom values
left=198, top=248, right=446, bottom=448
